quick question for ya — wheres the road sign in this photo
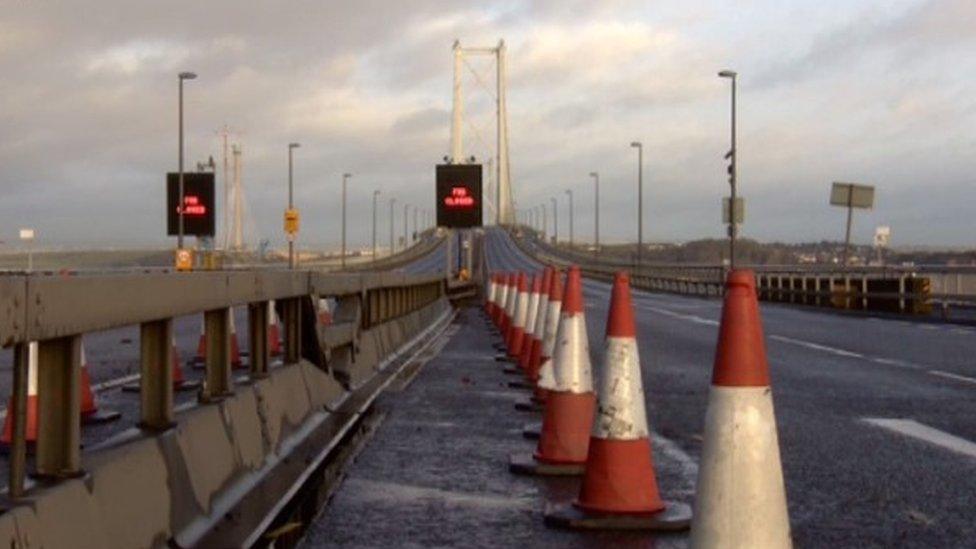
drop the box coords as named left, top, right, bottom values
left=19, top=228, right=35, bottom=241
left=722, top=197, right=744, bottom=224
left=175, top=248, right=193, bottom=271
left=436, top=164, right=483, bottom=228
left=830, top=182, right=874, bottom=209
left=284, top=208, right=300, bottom=235
left=874, top=225, right=891, bottom=248
left=167, top=173, right=216, bottom=236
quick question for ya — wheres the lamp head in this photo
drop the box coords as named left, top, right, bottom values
left=718, top=70, right=737, bottom=79
left=289, top=142, right=301, bottom=149
left=178, top=71, right=197, bottom=80
left=630, top=141, right=641, bottom=148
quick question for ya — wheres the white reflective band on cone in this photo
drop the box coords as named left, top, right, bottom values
left=690, top=386, right=791, bottom=549
left=592, top=337, right=648, bottom=439
left=487, top=279, right=497, bottom=305
left=497, top=284, right=509, bottom=314
left=551, top=314, right=593, bottom=394
left=533, top=294, right=549, bottom=342
left=505, top=285, right=517, bottom=319
left=28, top=341, right=38, bottom=394
left=513, top=291, right=529, bottom=329
left=541, top=301, right=562, bottom=359
left=524, top=291, right=540, bottom=339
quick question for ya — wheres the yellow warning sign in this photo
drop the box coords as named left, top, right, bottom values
left=284, top=208, right=300, bottom=235
left=175, top=248, right=194, bottom=271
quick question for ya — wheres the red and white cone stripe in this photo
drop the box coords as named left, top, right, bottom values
left=518, top=274, right=542, bottom=370
left=526, top=267, right=552, bottom=380
left=507, top=273, right=530, bottom=358
left=536, top=268, right=563, bottom=393
left=690, top=270, right=791, bottom=548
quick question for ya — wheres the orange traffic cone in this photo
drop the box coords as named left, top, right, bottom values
left=0, top=342, right=39, bottom=447
left=494, top=272, right=515, bottom=356
left=506, top=272, right=529, bottom=360
left=192, top=312, right=244, bottom=369
left=526, top=267, right=553, bottom=386
left=690, top=270, right=791, bottom=548
left=268, top=300, right=282, bottom=356
left=545, top=272, right=691, bottom=530
left=499, top=272, right=517, bottom=342
left=318, top=298, right=333, bottom=326
left=523, top=267, right=562, bottom=439
left=492, top=273, right=508, bottom=328
left=518, top=273, right=543, bottom=372
left=80, top=344, right=122, bottom=424
left=511, top=266, right=595, bottom=475
left=485, top=273, right=499, bottom=319
left=123, top=335, right=200, bottom=393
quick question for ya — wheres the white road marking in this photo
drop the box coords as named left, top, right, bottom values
left=928, top=370, right=976, bottom=386
left=639, top=304, right=719, bottom=326
left=863, top=418, right=976, bottom=460
left=768, top=334, right=865, bottom=359
left=340, top=478, right=533, bottom=509
left=870, top=357, right=919, bottom=369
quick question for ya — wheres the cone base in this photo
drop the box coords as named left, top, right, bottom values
left=544, top=500, right=691, bottom=531
left=121, top=379, right=202, bottom=393
left=502, top=366, right=521, bottom=375
left=508, top=380, right=534, bottom=390
left=82, top=409, right=122, bottom=425
left=514, top=399, right=544, bottom=413
left=522, top=422, right=541, bottom=440
left=495, top=355, right=515, bottom=363
left=508, top=453, right=584, bottom=476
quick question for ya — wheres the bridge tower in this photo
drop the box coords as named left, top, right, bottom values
left=449, top=39, right=514, bottom=226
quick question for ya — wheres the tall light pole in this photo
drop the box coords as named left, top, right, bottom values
left=372, top=190, right=381, bottom=260
left=551, top=197, right=558, bottom=245
left=540, top=205, right=547, bottom=240
left=565, top=189, right=574, bottom=249
left=389, top=198, right=396, bottom=255
left=176, top=71, right=196, bottom=254
left=630, top=141, right=643, bottom=270
left=590, top=171, right=600, bottom=253
left=719, top=69, right=738, bottom=269
left=403, top=203, right=409, bottom=249
left=412, top=206, right=418, bottom=241
left=287, top=142, right=300, bottom=269
left=341, top=173, right=352, bottom=269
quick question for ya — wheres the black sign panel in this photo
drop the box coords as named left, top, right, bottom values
left=166, top=172, right=216, bottom=236
left=436, top=164, right=482, bottom=228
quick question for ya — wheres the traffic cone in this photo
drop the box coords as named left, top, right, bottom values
left=485, top=273, right=498, bottom=319
left=526, top=266, right=553, bottom=385
left=518, top=273, right=543, bottom=372
left=0, top=342, right=39, bottom=447
left=123, top=335, right=200, bottom=393
left=499, top=273, right=517, bottom=341
left=510, top=266, right=594, bottom=475
left=492, top=273, right=507, bottom=328
left=80, top=344, right=122, bottom=424
left=318, top=298, right=333, bottom=326
left=268, top=300, right=282, bottom=356
left=689, top=270, right=791, bottom=548
left=523, top=267, right=563, bottom=439
left=545, top=272, right=691, bottom=530
left=506, top=272, right=529, bottom=359
left=192, top=312, right=244, bottom=369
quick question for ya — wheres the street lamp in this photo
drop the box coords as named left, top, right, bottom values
left=565, top=189, right=574, bottom=249
left=590, top=171, right=600, bottom=253
left=403, top=203, right=409, bottom=249
left=389, top=198, right=396, bottom=255
left=719, top=69, right=738, bottom=269
left=551, top=197, right=558, bottom=245
left=287, top=142, right=300, bottom=269
left=539, top=205, right=547, bottom=239
left=630, top=141, right=643, bottom=271
left=413, top=206, right=418, bottom=242
left=372, top=190, right=381, bottom=261
left=341, top=173, right=352, bottom=269
left=176, top=71, right=197, bottom=257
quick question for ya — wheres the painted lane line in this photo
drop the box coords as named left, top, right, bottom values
left=870, top=357, right=919, bottom=369
left=768, top=334, right=865, bottom=359
left=862, top=418, right=976, bottom=460
left=639, top=304, right=719, bottom=326
left=928, top=370, right=976, bottom=386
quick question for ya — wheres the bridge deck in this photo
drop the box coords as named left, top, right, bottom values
left=300, top=307, right=692, bottom=548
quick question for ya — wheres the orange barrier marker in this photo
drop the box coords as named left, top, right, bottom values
left=690, top=270, right=791, bottom=548
left=545, top=272, right=691, bottom=530
left=0, top=342, right=39, bottom=446
left=511, top=266, right=595, bottom=475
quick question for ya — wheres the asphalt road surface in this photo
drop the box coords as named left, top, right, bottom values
left=309, top=228, right=976, bottom=548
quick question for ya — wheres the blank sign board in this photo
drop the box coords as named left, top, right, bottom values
left=830, top=182, right=875, bottom=209
left=722, top=197, right=744, bottom=224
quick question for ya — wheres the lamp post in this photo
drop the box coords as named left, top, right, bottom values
left=287, top=142, right=300, bottom=269
left=719, top=69, right=738, bottom=269
left=590, top=171, right=600, bottom=253
left=413, top=205, right=418, bottom=242
left=565, top=189, right=574, bottom=249
left=389, top=198, right=396, bottom=255
left=551, top=197, right=558, bottom=245
left=540, top=205, right=547, bottom=240
left=372, top=190, right=381, bottom=261
left=630, top=141, right=643, bottom=270
left=403, top=203, right=409, bottom=249
left=341, top=173, right=352, bottom=269
left=177, top=71, right=196, bottom=255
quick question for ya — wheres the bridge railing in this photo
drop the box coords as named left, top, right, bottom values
left=0, top=268, right=448, bottom=501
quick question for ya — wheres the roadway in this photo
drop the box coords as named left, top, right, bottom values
left=307, top=227, right=976, bottom=547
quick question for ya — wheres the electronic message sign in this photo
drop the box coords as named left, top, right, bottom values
left=436, top=164, right=482, bottom=228
left=166, top=172, right=216, bottom=236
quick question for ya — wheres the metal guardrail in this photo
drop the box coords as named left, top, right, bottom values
left=0, top=268, right=449, bottom=499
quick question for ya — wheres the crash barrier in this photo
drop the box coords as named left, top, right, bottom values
left=0, top=268, right=460, bottom=547
left=346, top=231, right=446, bottom=273
left=508, top=229, right=951, bottom=318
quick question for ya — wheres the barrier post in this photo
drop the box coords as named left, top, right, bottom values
left=36, top=335, right=82, bottom=478
left=249, top=302, right=269, bottom=379
left=139, top=318, right=175, bottom=430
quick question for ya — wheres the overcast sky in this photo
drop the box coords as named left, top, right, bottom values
left=1, top=0, right=974, bottom=250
